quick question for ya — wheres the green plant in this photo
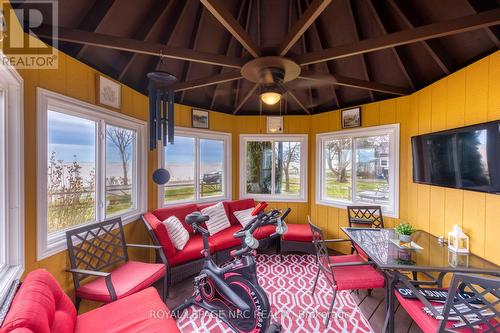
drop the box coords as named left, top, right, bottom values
left=395, top=223, right=416, bottom=236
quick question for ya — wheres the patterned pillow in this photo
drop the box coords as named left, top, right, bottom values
left=162, top=216, right=189, bottom=250
left=201, top=202, right=231, bottom=235
left=233, top=207, right=255, bottom=227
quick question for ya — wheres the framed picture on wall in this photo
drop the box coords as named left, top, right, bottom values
left=96, top=74, right=121, bottom=109
left=341, top=107, right=361, bottom=129
left=192, top=109, right=209, bottom=129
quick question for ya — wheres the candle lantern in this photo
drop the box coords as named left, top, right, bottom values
left=447, top=224, right=469, bottom=253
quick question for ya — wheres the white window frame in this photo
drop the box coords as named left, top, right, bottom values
left=0, top=52, right=24, bottom=305
left=158, top=127, right=232, bottom=207
left=316, top=124, right=400, bottom=218
left=37, top=88, right=147, bottom=260
left=239, top=134, right=308, bottom=202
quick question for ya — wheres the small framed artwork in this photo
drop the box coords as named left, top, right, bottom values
left=341, top=107, right=361, bottom=129
left=192, top=109, right=209, bottom=129
left=267, top=116, right=283, bottom=133
left=96, top=74, right=121, bottom=109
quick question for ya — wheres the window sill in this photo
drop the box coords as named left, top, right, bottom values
left=0, top=265, right=23, bottom=307
left=240, top=193, right=308, bottom=203
left=316, top=199, right=399, bottom=219
left=37, top=211, right=143, bottom=261
left=160, top=195, right=231, bottom=208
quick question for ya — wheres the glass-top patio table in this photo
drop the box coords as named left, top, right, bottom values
left=341, top=227, right=500, bottom=333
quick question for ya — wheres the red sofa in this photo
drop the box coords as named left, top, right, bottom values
left=0, top=269, right=179, bottom=333
left=142, top=199, right=278, bottom=296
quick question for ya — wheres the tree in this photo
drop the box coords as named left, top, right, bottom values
left=325, top=139, right=351, bottom=182
left=279, top=142, right=300, bottom=192
left=106, top=127, right=134, bottom=185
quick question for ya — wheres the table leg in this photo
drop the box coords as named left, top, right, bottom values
left=382, top=271, right=397, bottom=333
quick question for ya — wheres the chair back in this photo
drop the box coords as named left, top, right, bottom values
left=66, top=218, right=128, bottom=288
left=438, top=273, right=499, bottom=333
left=347, top=206, right=384, bottom=228
left=308, top=217, right=335, bottom=285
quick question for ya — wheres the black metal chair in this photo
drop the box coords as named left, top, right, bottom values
left=308, top=219, right=385, bottom=327
left=347, top=206, right=384, bottom=256
left=396, top=273, right=499, bottom=332
left=66, top=218, right=167, bottom=310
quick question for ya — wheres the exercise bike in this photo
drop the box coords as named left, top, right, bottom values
left=172, top=202, right=290, bottom=333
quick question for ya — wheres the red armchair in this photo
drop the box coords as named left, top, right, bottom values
left=0, top=269, right=180, bottom=333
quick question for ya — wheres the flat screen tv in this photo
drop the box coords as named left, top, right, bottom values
left=411, top=121, right=500, bottom=194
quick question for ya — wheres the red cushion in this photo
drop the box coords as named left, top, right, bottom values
left=0, top=269, right=77, bottom=333
left=395, top=290, right=496, bottom=333
left=169, top=234, right=215, bottom=266
left=326, top=255, right=385, bottom=290
left=76, top=261, right=165, bottom=303
left=208, top=225, right=241, bottom=251
left=226, top=199, right=255, bottom=225
left=353, top=243, right=369, bottom=260
left=143, top=212, right=176, bottom=259
left=282, top=223, right=313, bottom=242
left=254, top=225, right=276, bottom=239
left=153, top=204, right=198, bottom=233
left=75, top=288, right=179, bottom=333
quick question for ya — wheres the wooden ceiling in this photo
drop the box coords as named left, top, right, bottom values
left=24, top=0, right=500, bottom=115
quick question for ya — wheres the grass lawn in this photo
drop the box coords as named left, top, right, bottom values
left=325, top=176, right=387, bottom=200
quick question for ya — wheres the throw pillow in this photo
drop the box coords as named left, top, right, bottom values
left=201, top=202, right=231, bottom=235
left=162, top=216, right=189, bottom=250
left=233, top=207, right=255, bottom=227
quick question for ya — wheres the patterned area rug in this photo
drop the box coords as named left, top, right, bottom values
left=177, top=254, right=374, bottom=333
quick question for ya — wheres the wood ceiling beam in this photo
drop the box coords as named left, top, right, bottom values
left=464, top=0, right=500, bottom=48
left=233, top=0, right=256, bottom=111
left=295, top=8, right=500, bottom=66
left=297, top=0, right=314, bottom=113
left=200, top=0, right=261, bottom=57
left=366, top=0, right=416, bottom=91
left=171, top=71, right=243, bottom=92
left=233, top=83, right=259, bottom=114
left=386, top=0, right=453, bottom=75
left=181, top=4, right=205, bottom=103
left=74, top=0, right=116, bottom=59
left=299, top=70, right=410, bottom=95
left=118, top=0, right=173, bottom=80
left=34, top=25, right=245, bottom=69
left=276, top=0, right=332, bottom=56
left=347, top=0, right=375, bottom=101
left=309, top=1, right=340, bottom=108
left=210, top=0, right=250, bottom=110
left=286, top=89, right=311, bottom=115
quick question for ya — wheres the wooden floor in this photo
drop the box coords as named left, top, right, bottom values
left=164, top=251, right=423, bottom=333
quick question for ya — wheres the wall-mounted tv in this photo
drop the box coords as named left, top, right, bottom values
left=411, top=121, right=500, bottom=194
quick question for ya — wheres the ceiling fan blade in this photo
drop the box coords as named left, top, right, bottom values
left=287, top=77, right=339, bottom=90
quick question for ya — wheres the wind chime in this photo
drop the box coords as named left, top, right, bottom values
left=146, top=63, right=177, bottom=150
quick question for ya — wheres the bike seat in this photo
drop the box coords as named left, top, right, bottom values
left=185, top=211, right=210, bottom=225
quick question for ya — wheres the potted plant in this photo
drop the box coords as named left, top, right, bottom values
left=395, top=223, right=416, bottom=244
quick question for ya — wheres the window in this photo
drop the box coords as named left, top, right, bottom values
left=240, top=135, right=308, bottom=202
left=0, top=54, right=24, bottom=305
left=316, top=124, right=399, bottom=217
left=37, top=89, right=147, bottom=260
left=159, top=128, right=231, bottom=205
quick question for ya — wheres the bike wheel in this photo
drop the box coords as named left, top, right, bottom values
left=208, top=276, right=272, bottom=333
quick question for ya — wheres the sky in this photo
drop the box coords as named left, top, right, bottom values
left=48, top=110, right=223, bottom=165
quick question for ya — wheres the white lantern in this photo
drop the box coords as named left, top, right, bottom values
left=447, top=225, right=469, bottom=253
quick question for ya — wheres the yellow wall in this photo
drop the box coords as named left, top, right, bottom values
left=309, top=51, right=500, bottom=263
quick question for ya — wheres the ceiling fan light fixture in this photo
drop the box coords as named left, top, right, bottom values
left=260, top=91, right=281, bottom=105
